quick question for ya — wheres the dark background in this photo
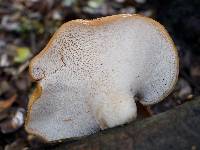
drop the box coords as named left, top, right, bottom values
left=0, top=0, right=199, bottom=149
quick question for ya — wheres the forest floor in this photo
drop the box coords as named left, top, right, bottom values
left=0, top=0, right=199, bottom=149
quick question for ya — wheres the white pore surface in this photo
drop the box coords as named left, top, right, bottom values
left=27, top=15, right=178, bottom=141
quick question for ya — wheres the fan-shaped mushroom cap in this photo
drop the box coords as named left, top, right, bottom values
left=25, top=14, right=179, bottom=142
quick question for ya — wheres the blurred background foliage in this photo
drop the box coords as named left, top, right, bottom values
left=0, top=0, right=199, bottom=149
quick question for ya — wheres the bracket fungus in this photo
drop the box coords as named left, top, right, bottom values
left=25, top=14, right=179, bottom=142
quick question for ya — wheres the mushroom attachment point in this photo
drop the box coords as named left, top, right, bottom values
left=25, top=14, right=179, bottom=142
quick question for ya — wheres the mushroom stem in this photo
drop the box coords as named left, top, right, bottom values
left=93, top=90, right=137, bottom=129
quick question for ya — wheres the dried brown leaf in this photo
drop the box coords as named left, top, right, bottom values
left=0, top=95, right=16, bottom=113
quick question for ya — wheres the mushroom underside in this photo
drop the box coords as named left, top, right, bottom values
left=26, top=14, right=178, bottom=142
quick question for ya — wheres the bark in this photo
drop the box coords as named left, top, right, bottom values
left=45, top=97, right=200, bottom=150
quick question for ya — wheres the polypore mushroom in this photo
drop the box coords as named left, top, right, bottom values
left=25, top=14, right=179, bottom=142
